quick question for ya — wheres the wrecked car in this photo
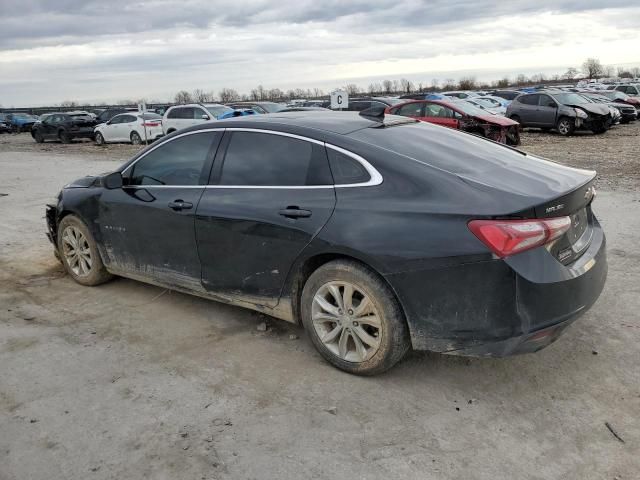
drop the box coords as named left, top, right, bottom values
left=46, top=111, right=606, bottom=375
left=31, top=112, right=97, bottom=143
left=386, top=99, right=520, bottom=145
left=506, top=91, right=612, bottom=135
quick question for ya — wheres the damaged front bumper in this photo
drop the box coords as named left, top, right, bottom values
left=45, top=203, right=61, bottom=260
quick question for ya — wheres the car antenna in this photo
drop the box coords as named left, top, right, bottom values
left=359, top=105, right=385, bottom=122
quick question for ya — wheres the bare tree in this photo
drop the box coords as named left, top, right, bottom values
left=219, top=88, right=239, bottom=103
left=563, top=67, right=578, bottom=80
left=174, top=91, right=192, bottom=104
left=392, top=79, right=400, bottom=93
left=400, top=78, right=414, bottom=94
left=430, top=78, right=440, bottom=90
left=442, top=78, right=456, bottom=90
left=603, top=65, right=615, bottom=78
left=344, top=84, right=359, bottom=96
left=381, top=80, right=393, bottom=95
left=60, top=100, right=78, bottom=108
left=458, top=76, right=476, bottom=90
left=515, top=74, right=528, bottom=85
left=631, top=67, right=640, bottom=78
left=582, top=58, right=604, bottom=79
left=496, top=77, right=510, bottom=88
left=192, top=89, right=215, bottom=103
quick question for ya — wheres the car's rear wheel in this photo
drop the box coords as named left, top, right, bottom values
left=95, top=132, right=105, bottom=145
left=58, top=130, right=72, bottom=143
left=33, top=130, right=44, bottom=143
left=556, top=117, right=574, bottom=136
left=57, top=215, right=112, bottom=286
left=130, top=131, right=142, bottom=145
left=301, top=260, right=410, bottom=375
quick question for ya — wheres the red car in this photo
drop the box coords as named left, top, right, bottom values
left=386, top=99, right=520, bottom=146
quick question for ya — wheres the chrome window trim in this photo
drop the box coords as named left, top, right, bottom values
left=120, top=127, right=383, bottom=189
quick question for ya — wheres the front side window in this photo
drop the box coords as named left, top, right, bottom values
left=518, top=94, right=539, bottom=106
left=424, top=104, right=456, bottom=118
left=218, top=132, right=331, bottom=186
left=129, top=132, right=218, bottom=186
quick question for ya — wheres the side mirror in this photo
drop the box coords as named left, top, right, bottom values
left=103, top=171, right=123, bottom=190
left=202, top=114, right=210, bottom=120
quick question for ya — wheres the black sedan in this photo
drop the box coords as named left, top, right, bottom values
left=46, top=112, right=607, bottom=374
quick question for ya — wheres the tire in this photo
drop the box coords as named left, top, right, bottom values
left=556, top=117, right=574, bottom=136
left=301, top=260, right=410, bottom=375
left=33, top=130, right=44, bottom=143
left=57, top=215, right=112, bottom=286
left=59, top=130, right=72, bottom=143
left=130, top=131, right=142, bottom=145
left=95, top=132, right=105, bottom=145
left=166, top=129, right=176, bottom=135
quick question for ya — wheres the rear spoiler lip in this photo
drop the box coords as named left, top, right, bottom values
left=523, top=175, right=597, bottom=219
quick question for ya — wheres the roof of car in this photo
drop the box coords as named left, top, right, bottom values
left=178, top=111, right=417, bottom=136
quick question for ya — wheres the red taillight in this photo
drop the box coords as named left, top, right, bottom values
left=468, top=216, right=571, bottom=258
left=142, top=121, right=161, bottom=127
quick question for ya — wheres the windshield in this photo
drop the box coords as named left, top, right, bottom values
left=205, top=105, right=234, bottom=118
left=450, top=101, right=490, bottom=116
left=258, top=102, right=285, bottom=113
left=552, top=93, right=590, bottom=105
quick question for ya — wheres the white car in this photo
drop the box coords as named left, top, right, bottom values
left=94, top=112, right=163, bottom=145
left=162, top=103, right=234, bottom=135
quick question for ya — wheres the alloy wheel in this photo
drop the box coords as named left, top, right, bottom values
left=558, top=120, right=571, bottom=135
left=311, top=281, right=382, bottom=363
left=61, top=226, right=93, bottom=277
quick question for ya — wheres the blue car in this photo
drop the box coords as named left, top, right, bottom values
left=218, top=108, right=257, bottom=119
left=5, top=112, right=39, bottom=132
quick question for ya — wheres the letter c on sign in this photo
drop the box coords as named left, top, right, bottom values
left=337, top=95, right=343, bottom=105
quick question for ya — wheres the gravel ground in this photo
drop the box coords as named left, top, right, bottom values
left=520, top=121, right=640, bottom=191
left=0, top=129, right=639, bottom=480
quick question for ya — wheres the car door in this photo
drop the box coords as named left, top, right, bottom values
left=515, top=94, right=540, bottom=125
left=192, top=107, right=210, bottom=125
left=98, top=130, right=222, bottom=289
left=118, top=114, right=139, bottom=142
left=419, top=103, right=460, bottom=129
left=41, top=115, right=59, bottom=139
left=195, top=129, right=336, bottom=308
left=101, top=115, right=121, bottom=142
left=535, top=94, right=558, bottom=126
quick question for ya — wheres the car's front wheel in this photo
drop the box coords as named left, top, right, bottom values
left=33, top=130, right=44, bottom=143
left=57, top=215, right=112, bottom=286
left=301, top=260, right=410, bottom=375
left=556, top=117, right=574, bottom=136
left=95, top=132, right=105, bottom=145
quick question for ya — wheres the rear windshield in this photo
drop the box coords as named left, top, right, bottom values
left=259, top=102, right=285, bottom=113
left=451, top=101, right=489, bottom=116
left=350, top=121, right=523, bottom=175
left=139, top=112, right=162, bottom=119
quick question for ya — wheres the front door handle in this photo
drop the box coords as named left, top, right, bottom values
left=168, top=200, right=193, bottom=211
left=278, top=207, right=312, bottom=219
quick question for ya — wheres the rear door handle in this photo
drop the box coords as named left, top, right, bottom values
left=278, top=207, right=312, bottom=218
left=168, top=200, right=193, bottom=211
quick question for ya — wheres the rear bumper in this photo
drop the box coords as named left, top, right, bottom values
left=386, top=218, right=607, bottom=357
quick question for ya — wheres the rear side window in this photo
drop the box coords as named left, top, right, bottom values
left=218, top=132, right=332, bottom=186
left=168, top=107, right=192, bottom=119
left=396, top=103, right=423, bottom=117
left=518, top=94, right=539, bottom=105
left=129, top=132, right=218, bottom=186
left=327, top=149, right=370, bottom=185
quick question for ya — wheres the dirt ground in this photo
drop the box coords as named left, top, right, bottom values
left=1, top=126, right=639, bottom=480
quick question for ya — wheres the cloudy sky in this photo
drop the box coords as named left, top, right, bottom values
left=1, top=0, right=639, bottom=106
